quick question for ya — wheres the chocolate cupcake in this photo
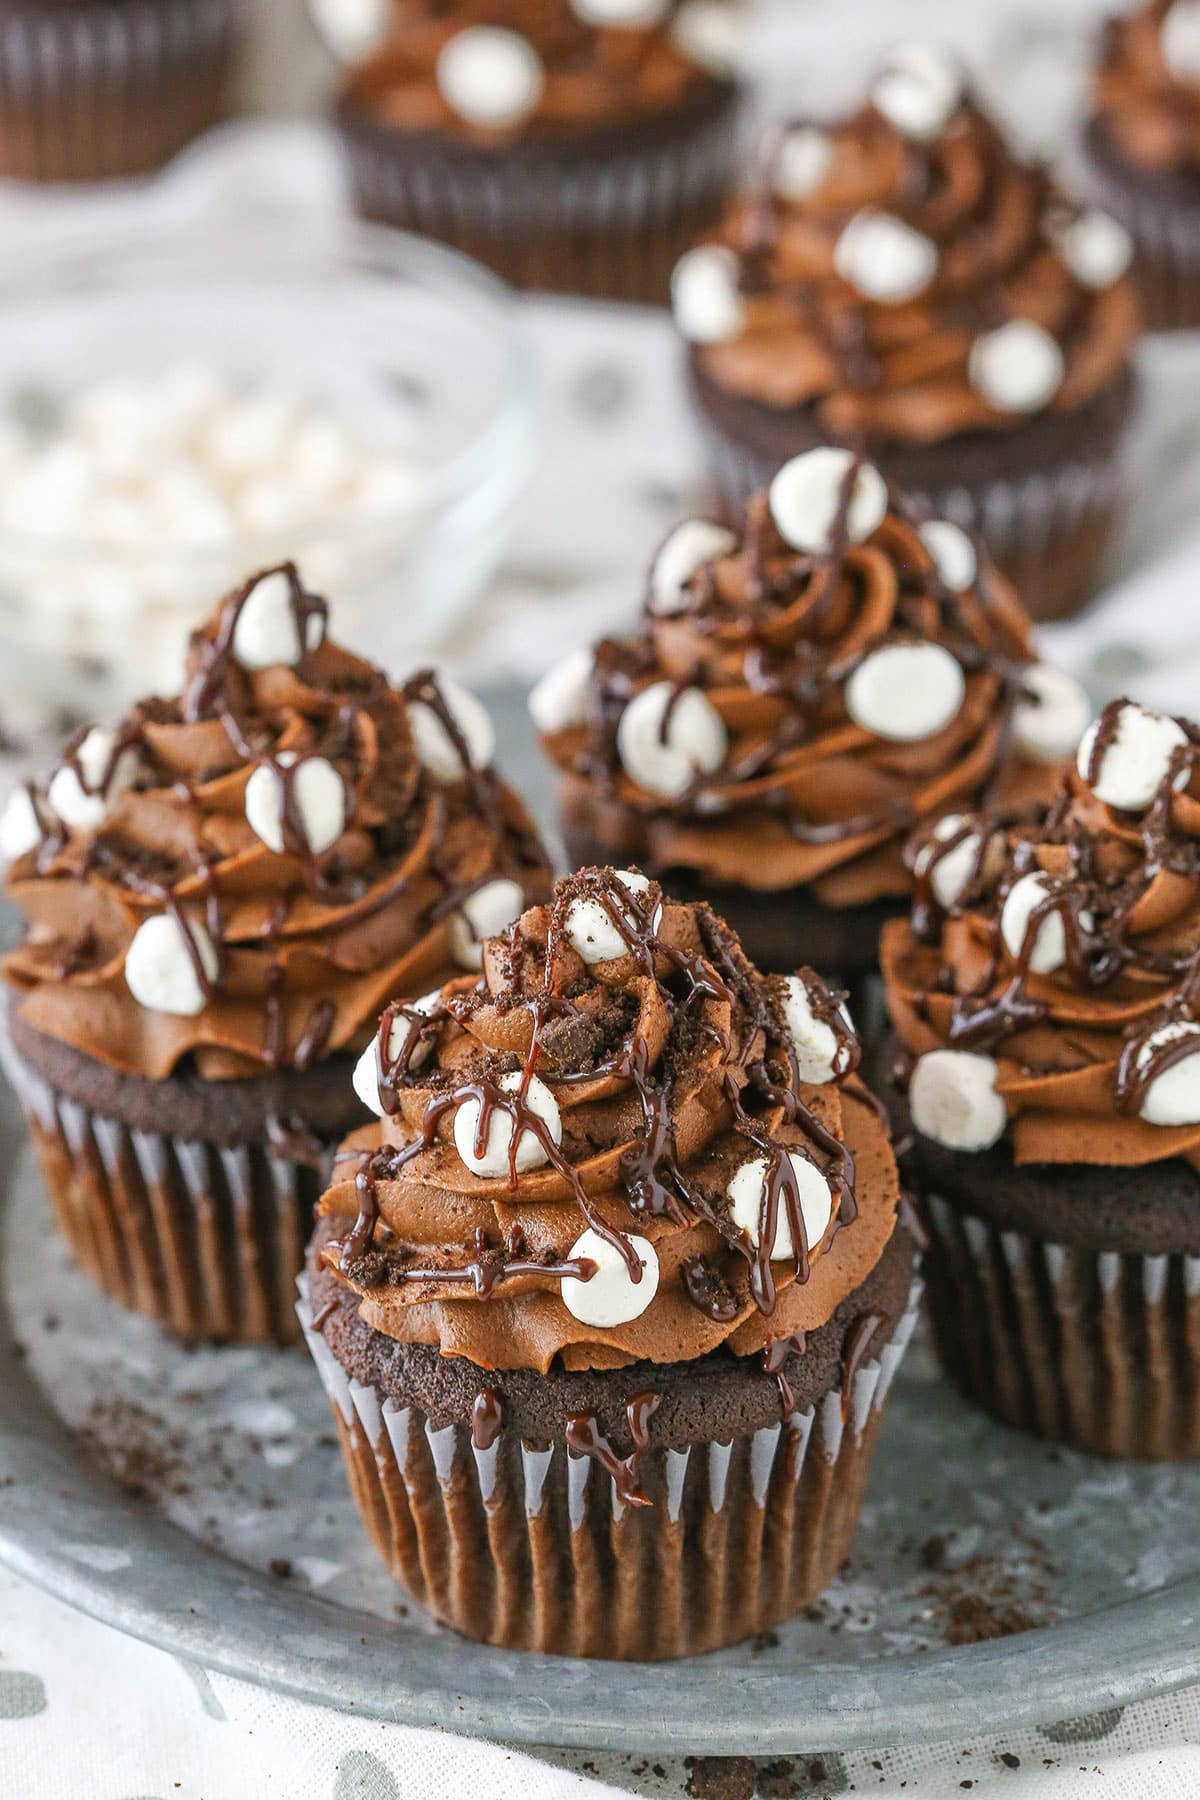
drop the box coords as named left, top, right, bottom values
left=0, top=0, right=240, bottom=182
left=300, top=869, right=919, bottom=1658
left=673, top=40, right=1141, bottom=622
left=882, top=697, right=1200, bottom=1459
left=0, top=564, right=550, bottom=1343
left=533, top=446, right=1082, bottom=994
left=330, top=0, right=742, bottom=303
left=1085, top=1, right=1200, bottom=330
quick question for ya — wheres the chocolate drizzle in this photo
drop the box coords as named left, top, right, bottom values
left=565, top=1390, right=662, bottom=1508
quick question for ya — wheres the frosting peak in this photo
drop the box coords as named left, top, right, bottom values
left=1091, top=1, right=1200, bottom=182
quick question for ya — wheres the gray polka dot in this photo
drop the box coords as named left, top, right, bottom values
left=1040, top=1707, right=1125, bottom=1744
left=0, top=1671, right=47, bottom=1719
left=333, top=1749, right=400, bottom=1800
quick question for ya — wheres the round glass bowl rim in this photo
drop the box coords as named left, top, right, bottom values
left=0, top=214, right=536, bottom=566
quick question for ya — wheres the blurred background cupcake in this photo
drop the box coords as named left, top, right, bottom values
left=1085, top=0, right=1200, bottom=331
left=325, top=0, right=745, bottom=301
left=673, top=40, right=1142, bottom=622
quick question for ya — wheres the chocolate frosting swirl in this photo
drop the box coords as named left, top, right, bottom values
left=690, top=62, right=1137, bottom=441
left=3, top=565, right=550, bottom=1083
left=317, top=870, right=900, bottom=1374
left=340, top=0, right=730, bottom=142
left=1091, top=2, right=1200, bottom=184
left=541, top=477, right=1064, bottom=908
left=883, top=703, right=1200, bottom=1168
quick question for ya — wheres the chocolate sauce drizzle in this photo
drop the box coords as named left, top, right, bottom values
left=565, top=1390, right=662, bottom=1508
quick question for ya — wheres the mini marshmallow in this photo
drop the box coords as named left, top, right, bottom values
left=204, top=389, right=301, bottom=482
left=564, top=870, right=662, bottom=964
left=909, top=1049, right=1007, bottom=1152
left=648, top=518, right=737, bottom=616
left=871, top=40, right=963, bottom=142
left=352, top=990, right=442, bottom=1117
left=915, top=814, right=998, bottom=911
left=453, top=1070, right=562, bottom=1179
left=1001, top=870, right=1074, bottom=975
left=616, top=681, right=727, bottom=798
left=845, top=643, right=965, bottom=743
left=768, top=447, right=888, bottom=554
left=570, top=0, right=668, bottom=23
left=919, top=519, right=977, bottom=593
left=448, top=878, right=525, bottom=970
left=1014, top=665, right=1092, bottom=766
left=969, top=319, right=1064, bottom=413
left=834, top=210, right=938, bottom=305
left=669, top=0, right=739, bottom=74
left=780, top=975, right=854, bottom=1085
left=772, top=126, right=834, bottom=201
left=231, top=570, right=323, bottom=671
left=670, top=245, right=745, bottom=344
left=125, top=913, right=219, bottom=1017
left=47, top=726, right=139, bottom=831
left=244, top=753, right=345, bottom=857
left=1077, top=703, right=1190, bottom=812
left=309, top=0, right=390, bottom=59
left=1054, top=209, right=1133, bottom=290
left=436, top=26, right=545, bottom=129
left=727, top=1152, right=833, bottom=1262
left=1135, top=1022, right=1200, bottom=1127
left=562, top=1228, right=659, bottom=1328
left=407, top=675, right=496, bottom=782
left=1163, top=0, right=1200, bottom=81
left=0, top=787, right=44, bottom=863
left=528, top=648, right=594, bottom=735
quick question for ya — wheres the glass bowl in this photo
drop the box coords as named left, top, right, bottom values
left=0, top=215, right=535, bottom=714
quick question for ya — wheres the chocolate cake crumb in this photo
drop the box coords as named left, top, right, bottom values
left=944, top=1593, right=1039, bottom=1646
left=685, top=1756, right=755, bottom=1800
left=759, top=1757, right=801, bottom=1798
left=1000, top=1753, right=1021, bottom=1770
left=920, top=1533, right=948, bottom=1571
left=268, top=1557, right=293, bottom=1579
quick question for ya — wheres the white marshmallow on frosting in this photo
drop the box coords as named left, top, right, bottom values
left=616, top=681, right=727, bottom=798
left=780, top=974, right=854, bottom=1085
left=561, top=1228, right=660, bottom=1328
left=448, top=878, right=526, bottom=970
left=436, top=26, right=545, bottom=129
left=834, top=210, right=938, bottom=305
left=871, top=41, right=963, bottom=142
left=909, top=1049, right=1007, bottom=1152
left=648, top=518, right=736, bottom=616
left=1163, top=0, right=1200, bottom=81
left=1001, top=870, right=1079, bottom=975
left=244, top=752, right=345, bottom=857
left=1053, top=209, right=1133, bottom=290
left=772, top=126, right=834, bottom=201
left=308, top=0, right=390, bottom=60
left=768, top=447, right=888, bottom=554
left=1013, top=665, right=1092, bottom=766
left=407, top=675, right=496, bottom=782
left=351, top=989, right=442, bottom=1117
left=1134, top=1022, right=1200, bottom=1127
left=727, top=1152, right=833, bottom=1262
left=969, top=320, right=1064, bottom=414
left=47, top=726, right=139, bottom=831
left=570, top=0, right=668, bottom=24
left=528, top=648, right=594, bottom=735
left=1077, top=703, right=1190, bottom=812
left=232, top=570, right=323, bottom=672
left=454, top=1070, right=562, bottom=1179
left=0, top=787, right=45, bottom=863
left=669, top=0, right=739, bottom=75
left=670, top=245, right=745, bottom=344
left=845, top=642, right=965, bottom=743
left=565, top=870, right=662, bottom=965
left=919, top=519, right=977, bottom=593
left=125, top=913, right=219, bottom=1018
left=915, top=814, right=999, bottom=912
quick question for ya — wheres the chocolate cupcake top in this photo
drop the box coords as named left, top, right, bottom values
left=317, top=869, right=899, bottom=1376
left=673, top=39, right=1138, bottom=441
left=883, top=697, right=1200, bottom=1167
left=1, top=565, right=549, bottom=1083
left=534, top=449, right=1084, bottom=908
left=1091, top=1, right=1200, bottom=185
left=337, top=0, right=738, bottom=144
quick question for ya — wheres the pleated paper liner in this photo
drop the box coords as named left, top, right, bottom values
left=0, top=0, right=238, bottom=182
left=1086, top=154, right=1200, bottom=333
left=1, top=1031, right=332, bottom=1346
left=921, top=1193, right=1200, bottom=1460
left=297, top=1274, right=923, bottom=1661
left=335, top=90, right=741, bottom=305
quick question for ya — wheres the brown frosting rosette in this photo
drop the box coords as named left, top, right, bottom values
left=535, top=452, right=1080, bottom=909
left=2, top=564, right=550, bottom=1084
left=674, top=41, right=1138, bottom=443
left=1091, top=2, right=1200, bottom=184
left=338, top=0, right=735, bottom=144
left=317, top=868, right=900, bottom=1375
left=883, top=698, right=1200, bottom=1170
